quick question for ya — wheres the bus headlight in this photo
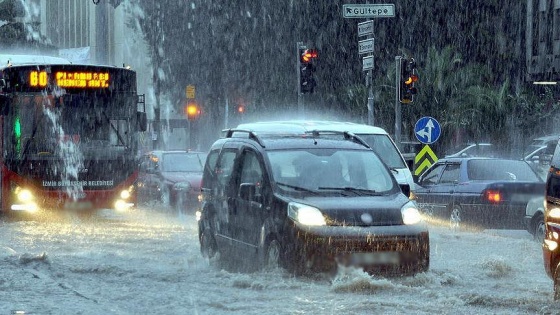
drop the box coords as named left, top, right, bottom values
left=17, top=189, right=34, bottom=203
left=120, top=189, right=131, bottom=199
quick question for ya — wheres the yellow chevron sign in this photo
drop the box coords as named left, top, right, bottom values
left=414, top=145, right=438, bottom=176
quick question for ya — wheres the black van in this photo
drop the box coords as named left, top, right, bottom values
left=197, top=127, right=430, bottom=276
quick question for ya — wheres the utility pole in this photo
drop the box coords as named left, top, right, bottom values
left=343, top=4, right=395, bottom=126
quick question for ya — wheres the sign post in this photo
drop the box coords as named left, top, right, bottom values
left=343, top=4, right=394, bottom=126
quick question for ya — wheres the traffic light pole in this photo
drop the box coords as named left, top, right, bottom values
left=297, top=41, right=304, bottom=117
left=394, top=56, right=402, bottom=150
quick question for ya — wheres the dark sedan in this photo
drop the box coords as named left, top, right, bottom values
left=138, top=150, right=207, bottom=213
left=414, top=157, right=545, bottom=230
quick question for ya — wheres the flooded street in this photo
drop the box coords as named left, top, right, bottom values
left=0, top=206, right=557, bottom=314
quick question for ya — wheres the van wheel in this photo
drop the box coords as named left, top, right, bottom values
left=263, top=239, right=281, bottom=270
left=449, top=204, right=462, bottom=230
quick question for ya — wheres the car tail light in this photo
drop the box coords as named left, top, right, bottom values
left=484, top=189, right=502, bottom=204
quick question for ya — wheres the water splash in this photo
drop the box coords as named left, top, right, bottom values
left=42, top=89, right=84, bottom=201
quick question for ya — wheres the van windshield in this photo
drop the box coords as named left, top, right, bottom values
left=267, top=148, right=395, bottom=193
left=355, top=134, right=407, bottom=169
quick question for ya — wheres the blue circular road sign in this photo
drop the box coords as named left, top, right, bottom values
left=414, top=116, right=441, bottom=144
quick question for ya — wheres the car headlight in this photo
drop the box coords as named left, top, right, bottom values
left=288, top=202, right=326, bottom=226
left=401, top=201, right=422, bottom=225
left=549, top=208, right=560, bottom=219
left=174, top=182, right=191, bottom=191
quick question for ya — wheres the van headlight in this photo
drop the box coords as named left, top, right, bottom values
left=401, top=201, right=422, bottom=225
left=288, top=202, right=326, bottom=226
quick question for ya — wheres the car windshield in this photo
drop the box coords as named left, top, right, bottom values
left=467, top=159, right=541, bottom=181
left=354, top=134, right=407, bottom=169
left=161, top=153, right=206, bottom=172
left=267, top=148, right=395, bottom=192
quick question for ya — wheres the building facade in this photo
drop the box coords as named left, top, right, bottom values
left=526, top=0, right=560, bottom=82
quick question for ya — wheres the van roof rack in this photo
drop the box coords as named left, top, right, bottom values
left=222, top=128, right=266, bottom=148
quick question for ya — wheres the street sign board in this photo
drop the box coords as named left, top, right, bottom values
left=358, top=21, right=373, bottom=37
left=414, top=116, right=441, bottom=144
left=343, top=4, right=395, bottom=18
left=362, top=55, right=374, bottom=71
left=358, top=38, right=374, bottom=55
left=186, top=85, right=195, bottom=99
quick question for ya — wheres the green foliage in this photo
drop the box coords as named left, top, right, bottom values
left=128, top=0, right=556, bottom=152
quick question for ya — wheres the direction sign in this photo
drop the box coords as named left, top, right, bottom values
left=343, top=4, right=395, bottom=18
left=414, top=116, right=441, bottom=144
left=358, top=38, right=374, bottom=55
left=358, top=21, right=373, bottom=37
left=362, top=56, right=374, bottom=71
left=414, top=145, right=439, bottom=176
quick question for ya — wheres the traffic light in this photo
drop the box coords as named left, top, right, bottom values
left=237, top=104, right=245, bottom=114
left=299, top=48, right=318, bottom=94
left=185, top=102, right=200, bottom=121
left=399, top=58, right=418, bottom=104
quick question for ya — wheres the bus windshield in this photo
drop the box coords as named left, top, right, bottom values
left=6, top=92, right=136, bottom=160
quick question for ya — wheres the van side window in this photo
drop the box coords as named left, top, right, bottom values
left=216, top=150, right=237, bottom=189
left=239, top=149, right=264, bottom=196
left=202, top=149, right=220, bottom=189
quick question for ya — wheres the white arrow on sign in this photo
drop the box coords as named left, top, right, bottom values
left=362, top=55, right=374, bottom=71
left=358, top=38, right=374, bottom=55
left=416, top=119, right=435, bottom=143
left=343, top=4, right=395, bottom=18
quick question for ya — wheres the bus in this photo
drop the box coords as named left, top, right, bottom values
left=0, top=55, right=147, bottom=215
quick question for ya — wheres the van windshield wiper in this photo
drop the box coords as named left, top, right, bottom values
left=275, top=182, right=317, bottom=194
left=317, top=186, right=380, bottom=196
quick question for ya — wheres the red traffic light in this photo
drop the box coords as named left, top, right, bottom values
left=301, top=49, right=318, bottom=63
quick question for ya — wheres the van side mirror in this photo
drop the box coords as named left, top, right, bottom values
left=137, top=111, right=147, bottom=131
left=400, top=183, right=411, bottom=198
left=239, top=183, right=255, bottom=201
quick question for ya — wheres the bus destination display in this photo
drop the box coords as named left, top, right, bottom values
left=29, top=70, right=110, bottom=88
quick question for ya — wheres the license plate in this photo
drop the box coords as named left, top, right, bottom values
left=63, top=201, right=93, bottom=211
left=351, top=252, right=400, bottom=265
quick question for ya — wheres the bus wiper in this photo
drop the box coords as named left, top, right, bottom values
left=276, top=182, right=317, bottom=194
left=102, top=112, right=127, bottom=147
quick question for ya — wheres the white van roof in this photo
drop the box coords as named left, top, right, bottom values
left=0, top=54, right=71, bottom=69
left=236, top=120, right=388, bottom=135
